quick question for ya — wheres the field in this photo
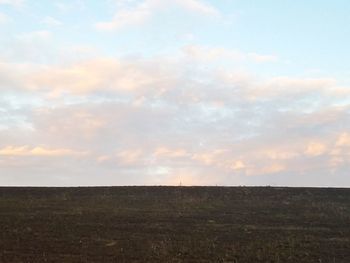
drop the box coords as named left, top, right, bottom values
left=0, top=186, right=349, bottom=262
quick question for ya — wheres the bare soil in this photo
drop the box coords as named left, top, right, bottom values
left=0, top=186, right=349, bottom=262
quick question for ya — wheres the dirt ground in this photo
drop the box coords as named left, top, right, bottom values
left=0, top=186, right=349, bottom=262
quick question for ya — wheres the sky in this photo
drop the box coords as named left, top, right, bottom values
left=1, top=0, right=350, bottom=186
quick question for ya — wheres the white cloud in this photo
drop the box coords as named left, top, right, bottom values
left=1, top=51, right=350, bottom=186
left=0, top=12, right=9, bottom=24
left=41, top=16, right=63, bottom=27
left=0, top=0, right=24, bottom=7
left=54, top=1, right=85, bottom=12
left=173, top=0, right=219, bottom=16
left=17, top=30, right=52, bottom=41
left=247, top=53, right=278, bottom=63
left=1, top=30, right=54, bottom=64
left=95, top=0, right=220, bottom=31
left=183, top=45, right=245, bottom=61
left=183, top=45, right=278, bottom=64
left=95, top=2, right=152, bottom=30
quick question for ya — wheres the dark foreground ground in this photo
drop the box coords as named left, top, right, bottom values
left=0, top=187, right=349, bottom=262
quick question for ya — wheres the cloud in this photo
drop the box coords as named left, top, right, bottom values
left=41, top=16, right=63, bottom=27
left=2, top=30, right=55, bottom=63
left=247, top=53, right=278, bottom=63
left=173, top=0, right=219, bottom=16
left=95, top=2, right=152, bottom=31
left=0, top=146, right=87, bottom=157
left=54, top=1, right=85, bottom=13
left=1, top=51, right=350, bottom=186
left=17, top=30, right=52, bottom=41
left=183, top=45, right=245, bottom=61
left=117, top=149, right=144, bottom=165
left=304, top=142, right=327, bottom=156
left=1, top=29, right=98, bottom=64
left=154, top=147, right=189, bottom=159
left=2, top=1, right=350, bottom=187
left=27, top=58, right=166, bottom=97
left=183, top=45, right=278, bottom=63
left=336, top=133, right=350, bottom=147
left=0, top=12, right=9, bottom=24
left=0, top=0, right=24, bottom=7
left=95, top=0, right=220, bottom=31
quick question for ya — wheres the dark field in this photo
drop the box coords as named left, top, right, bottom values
left=0, top=187, right=349, bottom=262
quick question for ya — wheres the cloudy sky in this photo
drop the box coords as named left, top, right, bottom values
left=1, top=0, right=350, bottom=186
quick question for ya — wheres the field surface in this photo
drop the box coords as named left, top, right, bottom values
left=0, top=186, right=349, bottom=262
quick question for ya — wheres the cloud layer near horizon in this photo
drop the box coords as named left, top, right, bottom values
left=1, top=53, right=350, bottom=186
